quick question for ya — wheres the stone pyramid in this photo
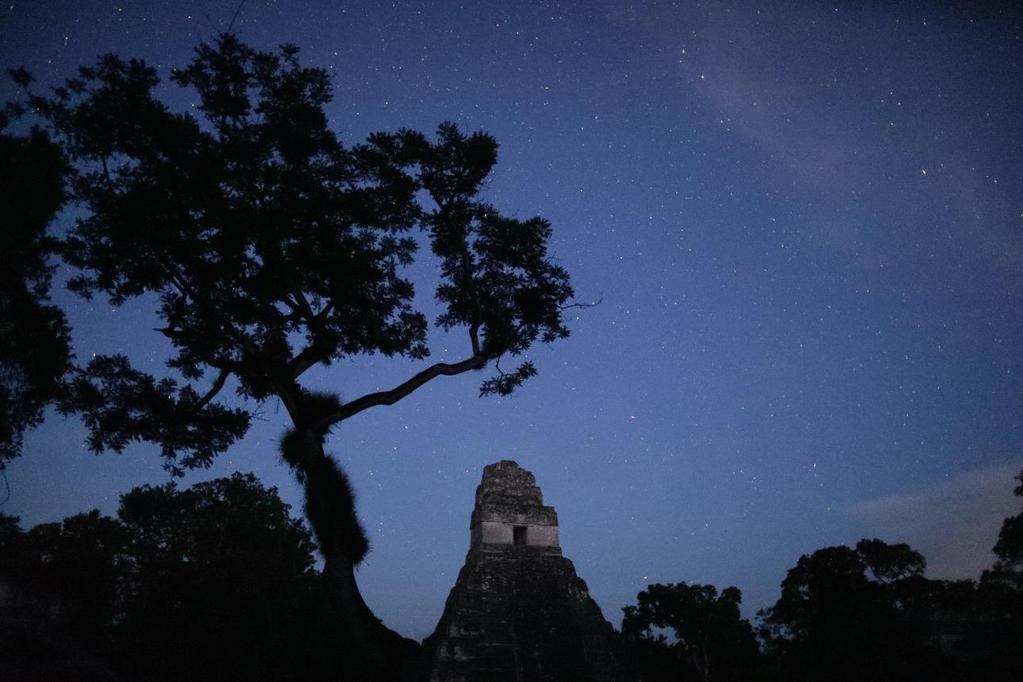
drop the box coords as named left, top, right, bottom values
left=421, top=460, right=617, bottom=681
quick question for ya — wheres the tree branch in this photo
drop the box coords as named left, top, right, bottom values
left=469, top=322, right=480, bottom=356
left=99, top=155, right=116, bottom=194
left=282, top=281, right=336, bottom=379
left=315, top=352, right=488, bottom=430
left=560, top=293, right=603, bottom=311
left=288, top=285, right=316, bottom=319
left=315, top=302, right=334, bottom=322
left=195, top=368, right=231, bottom=410
left=289, top=343, right=326, bottom=379
left=280, top=295, right=302, bottom=314
left=285, top=291, right=335, bottom=379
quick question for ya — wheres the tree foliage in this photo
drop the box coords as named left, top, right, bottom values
left=0, top=121, right=72, bottom=464
left=15, top=34, right=573, bottom=473
left=116, top=472, right=320, bottom=679
left=760, top=539, right=950, bottom=682
left=621, top=582, right=759, bottom=682
left=1, top=508, right=125, bottom=639
left=0, top=474, right=322, bottom=680
left=991, top=470, right=1023, bottom=579
left=977, top=470, right=1023, bottom=677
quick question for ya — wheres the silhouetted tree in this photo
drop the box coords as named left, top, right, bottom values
left=855, top=537, right=925, bottom=583
left=621, top=582, right=760, bottom=682
left=760, top=540, right=949, bottom=682
left=0, top=115, right=72, bottom=464
left=1, top=510, right=125, bottom=627
left=20, top=509, right=126, bottom=634
left=0, top=512, right=35, bottom=601
left=13, top=33, right=574, bottom=678
left=0, top=475, right=322, bottom=680
left=0, top=511, right=128, bottom=680
left=0, top=511, right=24, bottom=562
left=116, top=472, right=319, bottom=680
left=988, top=471, right=1023, bottom=586
left=976, top=470, right=1023, bottom=679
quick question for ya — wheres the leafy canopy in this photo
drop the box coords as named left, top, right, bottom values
left=760, top=539, right=938, bottom=682
left=992, top=471, right=1023, bottom=573
left=621, top=582, right=759, bottom=682
left=0, top=122, right=72, bottom=464
left=19, top=34, right=573, bottom=473
left=0, top=473, right=321, bottom=680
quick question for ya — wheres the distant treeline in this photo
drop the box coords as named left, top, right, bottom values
left=2, top=470, right=1021, bottom=681
left=1, top=473, right=347, bottom=680
left=620, top=470, right=1023, bottom=682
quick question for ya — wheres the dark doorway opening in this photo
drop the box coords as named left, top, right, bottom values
left=513, top=525, right=527, bottom=546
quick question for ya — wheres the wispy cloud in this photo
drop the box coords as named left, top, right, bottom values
left=613, top=2, right=1023, bottom=269
left=848, top=462, right=1020, bottom=579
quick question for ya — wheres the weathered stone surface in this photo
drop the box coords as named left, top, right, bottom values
left=469, top=460, right=560, bottom=551
left=422, top=461, right=617, bottom=681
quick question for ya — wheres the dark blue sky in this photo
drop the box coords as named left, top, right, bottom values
left=2, top=1, right=1021, bottom=638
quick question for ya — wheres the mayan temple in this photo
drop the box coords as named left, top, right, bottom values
left=421, top=460, right=617, bottom=681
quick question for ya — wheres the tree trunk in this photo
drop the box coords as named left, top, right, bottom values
left=320, top=547, right=420, bottom=681
left=695, top=639, right=710, bottom=682
left=286, top=423, right=420, bottom=681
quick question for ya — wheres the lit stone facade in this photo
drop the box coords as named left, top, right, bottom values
left=469, top=460, right=561, bottom=551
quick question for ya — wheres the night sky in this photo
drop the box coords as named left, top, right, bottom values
left=2, top=1, right=1022, bottom=638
